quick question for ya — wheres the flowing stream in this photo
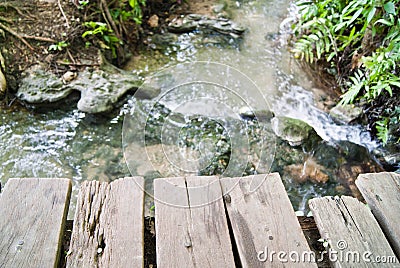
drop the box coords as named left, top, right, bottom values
left=0, top=0, right=382, bottom=218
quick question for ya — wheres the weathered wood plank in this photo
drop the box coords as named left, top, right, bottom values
left=186, top=176, right=235, bottom=266
left=309, top=196, right=399, bottom=267
left=66, top=177, right=145, bottom=268
left=356, top=172, right=400, bottom=257
left=0, top=178, right=71, bottom=268
left=154, top=176, right=235, bottom=268
left=221, top=173, right=316, bottom=267
left=154, top=177, right=193, bottom=267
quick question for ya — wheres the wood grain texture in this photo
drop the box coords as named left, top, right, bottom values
left=221, top=173, right=316, bottom=267
left=154, top=176, right=235, bottom=268
left=66, top=177, right=145, bottom=268
left=0, top=178, right=71, bottom=268
left=309, top=196, right=399, bottom=267
left=356, top=172, right=400, bottom=257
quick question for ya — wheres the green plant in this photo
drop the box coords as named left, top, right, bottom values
left=111, top=0, right=146, bottom=24
left=292, top=0, right=400, bottom=144
left=292, top=0, right=392, bottom=64
left=49, top=41, right=69, bottom=51
left=82, top=21, right=122, bottom=57
left=77, top=0, right=89, bottom=9
left=376, top=118, right=389, bottom=144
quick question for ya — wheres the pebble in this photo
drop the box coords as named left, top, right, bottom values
left=148, top=15, right=159, bottom=28
left=62, top=71, right=77, bottom=83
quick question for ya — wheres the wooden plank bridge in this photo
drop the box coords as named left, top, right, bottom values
left=0, top=172, right=399, bottom=267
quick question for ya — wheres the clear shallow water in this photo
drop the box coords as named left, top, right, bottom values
left=0, top=0, right=381, bottom=217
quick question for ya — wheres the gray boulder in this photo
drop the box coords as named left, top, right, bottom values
left=330, top=104, right=363, bottom=123
left=17, top=63, right=160, bottom=113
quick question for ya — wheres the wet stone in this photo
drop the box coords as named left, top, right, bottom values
left=212, top=4, right=225, bottom=14
left=330, top=104, right=363, bottom=123
left=167, top=14, right=246, bottom=37
left=271, top=116, right=315, bottom=146
left=17, top=64, right=161, bottom=113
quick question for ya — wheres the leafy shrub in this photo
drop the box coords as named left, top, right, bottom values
left=111, top=0, right=146, bottom=24
left=82, top=22, right=122, bottom=58
left=291, top=0, right=400, bottom=144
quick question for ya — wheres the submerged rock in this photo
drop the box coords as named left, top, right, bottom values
left=285, top=158, right=329, bottom=183
left=239, top=107, right=274, bottom=121
left=17, top=63, right=160, bottom=113
left=271, top=116, right=314, bottom=146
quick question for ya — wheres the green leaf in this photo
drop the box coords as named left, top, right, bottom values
left=375, top=18, right=393, bottom=26
left=388, top=81, right=400, bottom=88
left=384, top=2, right=396, bottom=14
left=327, top=51, right=336, bottom=62
left=49, top=44, right=58, bottom=51
left=339, top=83, right=362, bottom=105
left=376, top=118, right=389, bottom=144
left=334, top=21, right=348, bottom=32
left=366, top=7, right=376, bottom=24
left=308, top=34, right=319, bottom=41
left=347, top=8, right=363, bottom=26
left=129, top=0, right=138, bottom=9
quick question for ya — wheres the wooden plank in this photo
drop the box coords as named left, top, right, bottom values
left=154, top=176, right=235, bottom=268
left=221, top=173, right=316, bottom=267
left=154, top=177, right=193, bottom=267
left=0, top=178, right=71, bottom=268
left=66, top=177, right=145, bottom=268
left=356, top=172, right=400, bottom=257
left=185, top=176, right=235, bottom=266
left=309, top=196, right=399, bottom=267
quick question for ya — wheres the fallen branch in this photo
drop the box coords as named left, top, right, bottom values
left=56, top=60, right=100, bottom=67
left=100, top=0, right=121, bottom=39
left=57, top=0, right=70, bottom=28
left=66, top=49, right=77, bottom=65
left=21, top=35, right=56, bottom=43
left=0, top=22, right=34, bottom=50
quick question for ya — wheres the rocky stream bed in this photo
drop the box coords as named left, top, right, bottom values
left=0, top=0, right=398, bottom=221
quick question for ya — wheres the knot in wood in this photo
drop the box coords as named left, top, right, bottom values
left=223, top=194, right=231, bottom=203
